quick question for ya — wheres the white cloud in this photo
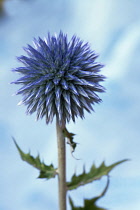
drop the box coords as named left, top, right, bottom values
left=104, top=22, right=140, bottom=79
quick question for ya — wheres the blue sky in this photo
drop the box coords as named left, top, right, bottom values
left=0, top=0, right=140, bottom=209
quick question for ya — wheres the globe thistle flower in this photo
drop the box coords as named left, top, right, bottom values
left=12, top=31, right=105, bottom=126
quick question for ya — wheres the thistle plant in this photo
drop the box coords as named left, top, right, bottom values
left=12, top=31, right=127, bottom=210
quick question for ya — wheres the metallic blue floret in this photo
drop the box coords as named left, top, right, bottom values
left=12, top=31, right=105, bottom=125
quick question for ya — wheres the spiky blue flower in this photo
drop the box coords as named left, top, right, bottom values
left=12, top=31, right=105, bottom=125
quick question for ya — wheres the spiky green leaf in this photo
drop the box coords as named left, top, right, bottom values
left=13, top=138, right=58, bottom=179
left=69, top=177, right=109, bottom=210
left=67, top=159, right=128, bottom=190
left=63, top=127, right=77, bottom=153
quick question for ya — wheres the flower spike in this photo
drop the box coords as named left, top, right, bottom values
left=12, top=32, right=105, bottom=125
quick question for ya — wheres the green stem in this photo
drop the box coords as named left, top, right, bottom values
left=56, top=120, right=67, bottom=210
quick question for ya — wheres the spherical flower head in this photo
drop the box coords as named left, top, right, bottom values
left=12, top=31, right=105, bottom=126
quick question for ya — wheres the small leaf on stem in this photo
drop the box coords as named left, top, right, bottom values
left=69, top=177, right=109, bottom=210
left=13, top=137, right=58, bottom=179
left=67, top=159, right=128, bottom=190
left=63, top=127, right=78, bottom=155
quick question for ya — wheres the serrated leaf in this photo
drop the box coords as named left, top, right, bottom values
left=69, top=195, right=106, bottom=210
left=63, top=127, right=77, bottom=154
left=13, top=137, right=58, bottom=179
left=67, top=159, right=128, bottom=190
left=69, top=177, right=109, bottom=210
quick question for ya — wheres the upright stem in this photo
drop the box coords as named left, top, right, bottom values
left=56, top=120, right=67, bottom=210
